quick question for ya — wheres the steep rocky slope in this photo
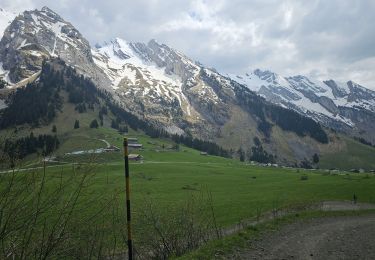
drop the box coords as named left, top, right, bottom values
left=234, top=70, right=375, bottom=143
left=0, top=6, right=109, bottom=88
left=92, top=38, right=234, bottom=137
left=91, top=37, right=334, bottom=165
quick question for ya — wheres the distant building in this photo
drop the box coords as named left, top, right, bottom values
left=128, top=143, right=143, bottom=148
left=126, top=137, right=142, bottom=148
left=127, top=138, right=138, bottom=143
left=350, top=168, right=365, bottom=173
left=104, top=145, right=120, bottom=152
left=42, top=156, right=57, bottom=162
left=128, top=154, right=142, bottom=161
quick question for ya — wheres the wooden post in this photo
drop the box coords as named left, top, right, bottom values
left=123, top=138, right=133, bottom=260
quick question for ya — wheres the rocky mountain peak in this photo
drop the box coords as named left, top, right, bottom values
left=0, top=6, right=109, bottom=86
left=323, top=79, right=349, bottom=98
left=253, top=69, right=299, bottom=91
left=108, top=37, right=132, bottom=60
left=253, top=69, right=278, bottom=82
left=235, top=68, right=375, bottom=143
left=131, top=38, right=201, bottom=83
left=148, top=38, right=159, bottom=46
left=287, top=75, right=328, bottom=93
left=40, top=6, right=63, bottom=21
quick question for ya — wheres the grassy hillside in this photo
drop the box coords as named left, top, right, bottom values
left=86, top=150, right=375, bottom=226
left=319, top=135, right=375, bottom=170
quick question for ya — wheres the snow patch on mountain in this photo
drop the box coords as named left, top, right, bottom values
left=0, top=62, right=10, bottom=83
left=28, top=7, right=83, bottom=56
left=92, top=38, right=197, bottom=117
left=92, top=38, right=182, bottom=89
left=233, top=69, right=375, bottom=128
left=0, top=8, right=17, bottom=83
left=0, top=8, right=17, bottom=39
left=233, top=73, right=265, bottom=92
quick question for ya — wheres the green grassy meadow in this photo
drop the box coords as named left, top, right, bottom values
left=12, top=126, right=375, bottom=227
left=62, top=159, right=375, bottom=226
left=2, top=126, right=375, bottom=257
left=15, top=126, right=375, bottom=227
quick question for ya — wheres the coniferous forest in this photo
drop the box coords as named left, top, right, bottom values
left=0, top=59, right=230, bottom=159
left=3, top=133, right=59, bottom=161
left=0, top=58, right=331, bottom=163
left=201, top=71, right=329, bottom=144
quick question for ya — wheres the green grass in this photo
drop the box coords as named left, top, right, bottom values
left=9, top=126, right=375, bottom=228
left=319, top=135, right=375, bottom=170
left=2, top=126, right=375, bottom=256
left=12, top=144, right=374, bottom=257
left=30, top=141, right=375, bottom=228
left=83, top=162, right=375, bottom=226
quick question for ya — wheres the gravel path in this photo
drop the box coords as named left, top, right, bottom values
left=230, top=214, right=375, bottom=260
left=99, top=139, right=111, bottom=148
left=322, top=200, right=375, bottom=211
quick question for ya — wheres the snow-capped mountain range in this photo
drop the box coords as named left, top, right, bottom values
left=91, top=35, right=375, bottom=142
left=234, top=70, right=375, bottom=125
left=233, top=70, right=375, bottom=142
left=91, top=37, right=231, bottom=134
left=0, top=6, right=375, bottom=163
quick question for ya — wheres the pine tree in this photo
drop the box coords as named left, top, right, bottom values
left=0, top=78, right=8, bottom=89
left=238, top=148, right=245, bottom=162
left=90, top=119, right=99, bottom=129
left=111, top=119, right=119, bottom=129
left=74, top=120, right=80, bottom=129
left=313, top=153, right=320, bottom=164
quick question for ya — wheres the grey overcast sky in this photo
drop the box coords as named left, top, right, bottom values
left=2, top=0, right=375, bottom=90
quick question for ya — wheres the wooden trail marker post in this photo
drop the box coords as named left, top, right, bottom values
left=123, top=138, right=133, bottom=259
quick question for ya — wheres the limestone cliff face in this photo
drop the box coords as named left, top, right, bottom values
left=92, top=38, right=233, bottom=138
left=0, top=7, right=110, bottom=88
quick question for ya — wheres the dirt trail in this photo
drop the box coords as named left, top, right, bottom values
left=229, top=213, right=375, bottom=260
left=321, top=200, right=375, bottom=211
left=223, top=200, right=375, bottom=237
left=98, top=139, right=110, bottom=148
